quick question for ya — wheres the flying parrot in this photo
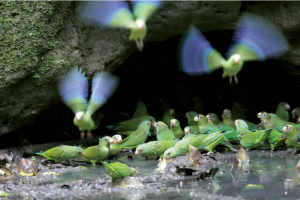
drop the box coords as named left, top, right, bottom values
left=120, top=121, right=151, bottom=149
left=234, top=119, right=272, bottom=151
left=107, top=134, right=123, bottom=159
left=283, top=125, right=300, bottom=155
left=82, top=136, right=114, bottom=166
left=36, top=145, right=85, bottom=164
left=58, top=67, right=119, bottom=138
left=101, top=161, right=136, bottom=180
left=162, top=108, right=175, bottom=128
left=275, top=102, right=291, bottom=122
left=154, top=121, right=176, bottom=141
left=77, top=1, right=163, bottom=51
left=170, top=119, right=184, bottom=139
left=179, top=13, right=289, bottom=84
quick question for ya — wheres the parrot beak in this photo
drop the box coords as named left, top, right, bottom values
left=257, top=112, right=262, bottom=118
left=234, top=120, right=238, bottom=126
left=285, top=104, right=291, bottom=110
left=135, top=150, right=139, bottom=156
left=185, top=130, right=189, bottom=135
left=117, top=138, right=122, bottom=144
left=81, top=152, right=85, bottom=157
left=185, top=113, right=188, bottom=118
left=293, top=114, right=296, bottom=119
left=206, top=114, right=210, bottom=120
left=194, top=116, right=199, bottom=121
left=109, top=139, right=114, bottom=144
left=233, top=54, right=240, bottom=65
left=283, top=126, right=289, bottom=133
left=171, top=121, right=175, bottom=129
left=136, top=19, right=143, bottom=31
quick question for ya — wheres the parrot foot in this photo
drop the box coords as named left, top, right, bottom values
left=229, top=77, right=232, bottom=84
left=234, top=76, right=238, bottom=84
left=80, top=132, right=86, bottom=139
left=87, top=132, right=93, bottom=139
left=135, top=39, right=144, bottom=52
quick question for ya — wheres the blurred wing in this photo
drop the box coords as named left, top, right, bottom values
left=86, top=71, right=119, bottom=115
left=179, top=25, right=225, bottom=76
left=77, top=1, right=136, bottom=28
left=58, top=67, right=88, bottom=114
left=132, top=1, right=163, bottom=22
left=227, top=13, right=289, bottom=61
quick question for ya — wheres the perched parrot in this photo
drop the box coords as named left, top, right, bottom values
left=154, top=121, right=175, bottom=141
left=185, top=111, right=198, bottom=126
left=135, top=140, right=177, bottom=157
left=59, top=67, right=119, bottom=138
left=107, top=134, right=123, bottom=159
left=258, top=112, right=298, bottom=127
left=198, top=131, right=227, bottom=152
left=184, top=125, right=200, bottom=136
left=263, top=118, right=285, bottom=134
left=292, top=107, right=300, bottom=121
left=276, top=102, right=291, bottom=122
left=162, top=108, right=175, bottom=128
left=36, top=145, right=85, bottom=164
left=132, top=101, right=148, bottom=118
left=263, top=119, right=286, bottom=150
left=222, top=109, right=257, bottom=131
left=207, top=113, right=239, bottom=142
left=170, top=119, right=184, bottom=139
left=77, top=1, right=163, bottom=51
left=179, top=13, right=289, bottom=84
left=82, top=136, right=114, bottom=166
left=234, top=120, right=272, bottom=151
left=106, top=115, right=155, bottom=136
left=120, top=121, right=151, bottom=149
left=282, top=125, right=300, bottom=155
left=194, top=114, right=236, bottom=150
left=101, top=161, right=136, bottom=180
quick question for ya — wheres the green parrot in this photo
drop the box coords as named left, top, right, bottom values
left=82, top=136, right=114, bottom=166
left=263, top=119, right=286, bottom=150
left=207, top=113, right=239, bottom=142
left=170, top=119, right=184, bottom=139
left=135, top=140, right=176, bottom=157
left=258, top=112, right=298, bottom=127
left=283, top=125, right=300, bottom=155
left=292, top=107, right=300, bottom=121
left=194, top=114, right=236, bottom=150
left=179, top=14, right=289, bottom=84
left=120, top=121, right=151, bottom=149
left=184, top=126, right=200, bottom=136
left=222, top=109, right=257, bottom=131
left=36, top=145, right=85, bottom=164
left=106, top=115, right=155, bottom=136
left=198, top=131, right=227, bottom=152
left=132, top=101, right=148, bottom=118
left=77, top=1, right=163, bottom=52
left=162, top=108, right=175, bottom=128
left=275, top=102, right=291, bottom=122
left=107, top=134, right=123, bottom=159
left=59, top=67, right=119, bottom=138
left=185, top=111, right=198, bottom=126
left=101, top=161, right=136, bottom=180
left=263, top=118, right=285, bottom=134
left=234, top=119, right=272, bottom=151
left=154, top=121, right=176, bottom=141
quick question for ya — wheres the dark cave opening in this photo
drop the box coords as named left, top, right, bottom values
left=1, top=29, right=299, bottom=149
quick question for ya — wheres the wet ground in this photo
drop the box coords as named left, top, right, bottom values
left=0, top=149, right=300, bottom=199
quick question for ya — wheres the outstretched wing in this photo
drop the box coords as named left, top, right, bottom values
left=58, top=67, right=88, bottom=114
left=86, top=71, right=119, bottom=116
left=132, top=1, right=163, bottom=22
left=227, top=13, right=289, bottom=61
left=77, top=1, right=136, bottom=28
left=178, top=25, right=225, bottom=76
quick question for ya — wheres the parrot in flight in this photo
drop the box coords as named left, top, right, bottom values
left=179, top=13, right=289, bottom=84
left=59, top=67, right=119, bottom=138
left=77, top=1, right=163, bottom=52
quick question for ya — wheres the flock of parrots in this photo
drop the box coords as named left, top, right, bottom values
left=35, top=1, right=293, bottom=180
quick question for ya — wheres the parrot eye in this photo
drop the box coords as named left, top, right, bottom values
left=167, top=152, right=170, bottom=155
left=189, top=129, right=192, bottom=131
left=78, top=152, right=81, bottom=155
left=139, top=149, right=143, bottom=152
left=147, top=122, right=150, bottom=125
left=105, top=139, right=108, bottom=141
left=282, top=104, right=284, bottom=106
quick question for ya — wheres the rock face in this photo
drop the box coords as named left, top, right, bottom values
left=1, top=1, right=300, bottom=144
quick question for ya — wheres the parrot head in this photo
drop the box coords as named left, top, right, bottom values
left=206, top=113, right=218, bottom=124
left=136, top=19, right=144, bottom=31
left=154, top=121, right=168, bottom=132
left=164, top=147, right=179, bottom=159
left=72, top=146, right=85, bottom=157
left=170, top=119, right=179, bottom=129
left=112, top=135, right=122, bottom=144
left=234, top=119, right=248, bottom=129
left=138, top=121, right=152, bottom=131
left=75, top=111, right=84, bottom=122
left=278, top=102, right=291, bottom=111
left=194, top=114, right=207, bottom=123
left=100, top=136, right=114, bottom=146
left=184, top=127, right=192, bottom=135
left=257, top=111, right=269, bottom=120
left=283, top=125, right=293, bottom=134
left=231, top=54, right=241, bottom=65
left=222, top=109, right=231, bottom=118
left=292, top=107, right=300, bottom=119
left=166, top=108, right=175, bottom=118
left=135, top=145, right=144, bottom=156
